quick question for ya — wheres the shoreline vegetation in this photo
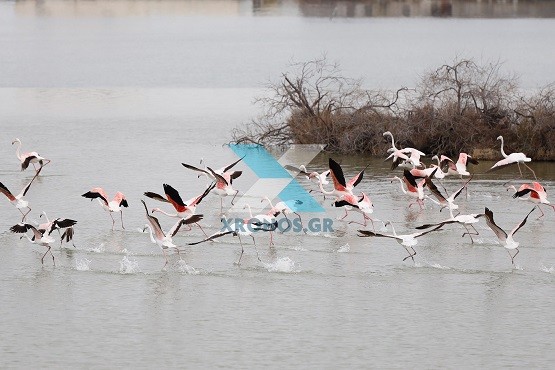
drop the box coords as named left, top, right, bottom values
left=231, top=57, right=555, bottom=160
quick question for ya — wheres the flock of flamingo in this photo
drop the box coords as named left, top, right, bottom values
left=1, top=133, right=553, bottom=268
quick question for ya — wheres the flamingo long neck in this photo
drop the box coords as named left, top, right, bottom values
left=394, top=177, right=407, bottom=194
left=318, top=181, right=334, bottom=196
left=145, top=225, right=156, bottom=243
left=389, top=223, right=397, bottom=237
left=153, top=209, right=177, bottom=217
left=14, top=141, right=22, bottom=161
left=263, top=196, right=274, bottom=208
left=244, top=204, right=254, bottom=218
left=499, top=136, right=508, bottom=158
left=385, top=132, right=397, bottom=150
left=507, top=185, right=517, bottom=194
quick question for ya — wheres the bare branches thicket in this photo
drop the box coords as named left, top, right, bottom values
left=232, top=57, right=555, bottom=159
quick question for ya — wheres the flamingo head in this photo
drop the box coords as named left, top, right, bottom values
left=496, top=135, right=503, bottom=141
left=391, top=176, right=400, bottom=183
left=11, top=138, right=21, bottom=145
left=151, top=208, right=161, bottom=214
left=299, top=165, right=307, bottom=172
left=382, top=131, right=392, bottom=138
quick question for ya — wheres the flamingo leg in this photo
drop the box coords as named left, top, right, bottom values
left=120, top=211, right=125, bottom=230
left=516, top=163, right=524, bottom=178
left=269, top=231, right=274, bottom=246
left=523, top=163, right=537, bottom=180
left=236, top=235, right=244, bottom=265
left=41, top=246, right=52, bottom=265
left=251, top=235, right=261, bottom=262
left=402, top=246, right=416, bottom=262
left=536, top=205, right=545, bottom=219
left=509, top=248, right=519, bottom=265
left=281, top=214, right=292, bottom=233
left=231, top=189, right=239, bottom=205
left=109, top=213, right=116, bottom=231
left=461, top=224, right=479, bottom=243
left=339, top=208, right=349, bottom=220
left=196, top=223, right=209, bottom=237
left=162, top=249, right=169, bottom=269
left=293, top=212, right=305, bottom=233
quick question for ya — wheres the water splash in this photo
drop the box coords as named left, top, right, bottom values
left=430, top=263, right=450, bottom=270
left=541, top=265, right=555, bottom=274
left=177, top=260, right=200, bottom=275
left=88, top=243, right=105, bottom=253
left=337, top=243, right=350, bottom=253
left=264, top=257, right=297, bottom=273
left=75, top=258, right=91, bottom=271
left=119, top=256, right=140, bottom=274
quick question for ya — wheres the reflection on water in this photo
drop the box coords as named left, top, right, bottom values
left=11, top=0, right=555, bottom=18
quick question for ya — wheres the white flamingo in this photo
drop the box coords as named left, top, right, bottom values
left=11, top=138, right=51, bottom=173
left=483, top=206, right=536, bottom=265
left=82, top=188, right=128, bottom=230
left=489, top=135, right=536, bottom=179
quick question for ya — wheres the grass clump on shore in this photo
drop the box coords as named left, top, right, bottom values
left=232, top=57, right=555, bottom=159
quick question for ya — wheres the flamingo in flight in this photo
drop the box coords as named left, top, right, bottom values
left=316, top=158, right=365, bottom=218
left=144, top=182, right=215, bottom=236
left=483, top=206, right=536, bottom=265
left=425, top=175, right=472, bottom=212
left=12, top=138, right=51, bottom=173
left=261, top=196, right=304, bottom=233
left=507, top=182, right=554, bottom=218
left=488, top=135, right=536, bottom=179
left=188, top=204, right=276, bottom=265
left=382, top=131, right=426, bottom=169
left=415, top=207, right=485, bottom=243
left=81, top=188, right=128, bottom=230
left=141, top=200, right=203, bottom=269
left=391, top=168, right=434, bottom=209
left=358, top=222, right=443, bottom=262
left=338, top=192, right=375, bottom=229
left=284, top=164, right=330, bottom=186
left=38, top=212, right=78, bottom=247
left=0, top=166, right=43, bottom=221
left=182, top=156, right=243, bottom=212
left=10, top=218, right=75, bottom=265
left=439, top=153, right=478, bottom=178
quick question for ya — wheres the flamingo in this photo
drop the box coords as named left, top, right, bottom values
left=243, top=203, right=278, bottom=245
left=383, top=131, right=411, bottom=170
left=415, top=207, right=485, bottom=243
left=391, top=169, right=433, bottom=209
left=284, top=164, right=330, bottom=185
left=483, top=206, right=536, bottom=265
left=358, top=222, right=443, bottom=262
left=316, top=158, right=365, bottom=218
left=188, top=204, right=274, bottom=265
left=81, top=188, right=128, bottom=230
left=425, top=175, right=472, bottom=211
left=0, top=166, right=42, bottom=221
left=439, top=153, right=478, bottom=178
left=507, top=182, right=554, bottom=218
left=488, top=135, right=536, bottom=179
left=341, top=192, right=375, bottom=229
left=10, top=223, right=56, bottom=265
left=261, top=196, right=304, bottom=233
left=144, top=183, right=214, bottom=235
left=182, top=157, right=243, bottom=212
left=141, top=200, right=202, bottom=268
left=38, top=212, right=78, bottom=247
left=11, top=138, right=51, bottom=173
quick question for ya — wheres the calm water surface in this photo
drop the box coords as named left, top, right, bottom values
left=1, top=1, right=554, bottom=368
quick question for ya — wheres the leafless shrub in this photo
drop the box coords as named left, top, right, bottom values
left=232, top=57, right=555, bottom=159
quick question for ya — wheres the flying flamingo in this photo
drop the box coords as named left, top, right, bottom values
left=11, top=138, right=51, bottom=173
left=391, top=169, right=434, bottom=209
left=38, top=212, right=77, bottom=247
left=141, top=200, right=203, bottom=269
left=507, top=182, right=554, bottom=218
left=383, top=131, right=411, bottom=170
left=439, top=153, right=478, bottom=178
left=415, top=207, right=485, bottom=243
left=182, top=156, right=243, bottom=212
left=337, top=192, right=375, bottom=229
left=425, top=175, right=472, bottom=211
left=81, top=188, right=128, bottom=230
left=358, top=222, right=443, bottom=262
left=144, top=183, right=215, bottom=236
left=488, top=135, right=536, bottom=179
left=188, top=204, right=275, bottom=264
left=261, top=196, right=304, bottom=233
left=0, top=166, right=42, bottom=221
left=11, top=224, right=55, bottom=265
left=483, top=206, right=536, bottom=265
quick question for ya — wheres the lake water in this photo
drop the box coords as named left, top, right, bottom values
left=1, top=1, right=555, bottom=368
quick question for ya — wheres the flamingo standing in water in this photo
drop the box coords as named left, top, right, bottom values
left=144, top=183, right=215, bottom=236
left=82, top=188, right=128, bottom=230
left=141, top=200, right=203, bottom=268
left=483, top=206, right=536, bottom=265
left=488, top=135, right=536, bottom=179
left=0, top=166, right=42, bottom=221
left=507, top=182, right=554, bottom=218
left=358, top=221, right=443, bottom=262
left=11, top=138, right=51, bottom=173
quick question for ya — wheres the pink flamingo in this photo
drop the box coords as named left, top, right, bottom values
left=508, top=182, right=554, bottom=218
left=144, top=183, right=214, bottom=235
left=391, top=169, right=432, bottom=209
left=82, top=188, right=128, bottom=230
left=12, top=138, right=51, bottom=173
